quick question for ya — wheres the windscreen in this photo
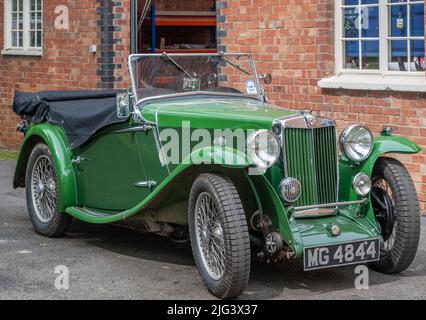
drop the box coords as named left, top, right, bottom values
left=129, top=54, right=261, bottom=102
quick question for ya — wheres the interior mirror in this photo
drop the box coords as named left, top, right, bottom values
left=259, top=73, right=272, bottom=85
left=117, top=93, right=131, bottom=118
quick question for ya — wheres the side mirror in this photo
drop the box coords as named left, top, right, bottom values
left=117, top=92, right=131, bottom=118
left=259, top=73, right=272, bottom=85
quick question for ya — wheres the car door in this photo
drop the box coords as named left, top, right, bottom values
left=75, top=124, right=152, bottom=211
left=135, top=125, right=170, bottom=190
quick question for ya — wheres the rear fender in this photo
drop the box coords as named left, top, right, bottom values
left=14, top=124, right=77, bottom=211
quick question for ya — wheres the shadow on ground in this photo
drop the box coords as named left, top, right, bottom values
left=66, top=219, right=426, bottom=299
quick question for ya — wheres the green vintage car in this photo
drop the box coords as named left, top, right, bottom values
left=13, top=53, right=421, bottom=299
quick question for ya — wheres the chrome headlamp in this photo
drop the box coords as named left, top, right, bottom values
left=340, top=124, right=374, bottom=162
left=247, top=130, right=280, bottom=170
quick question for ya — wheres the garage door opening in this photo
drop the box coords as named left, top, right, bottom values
left=136, top=0, right=217, bottom=54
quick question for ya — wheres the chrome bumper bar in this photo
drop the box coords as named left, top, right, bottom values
left=293, top=199, right=368, bottom=217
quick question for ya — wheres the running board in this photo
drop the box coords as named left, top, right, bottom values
left=65, top=206, right=126, bottom=224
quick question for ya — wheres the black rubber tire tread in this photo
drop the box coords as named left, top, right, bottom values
left=188, top=173, right=251, bottom=299
left=369, top=157, right=420, bottom=274
left=25, top=143, right=72, bottom=237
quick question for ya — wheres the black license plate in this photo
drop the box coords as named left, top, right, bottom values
left=304, top=239, right=380, bottom=271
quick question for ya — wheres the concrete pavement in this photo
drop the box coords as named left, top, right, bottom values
left=1, top=160, right=425, bottom=300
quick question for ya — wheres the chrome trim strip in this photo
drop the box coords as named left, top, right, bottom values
left=293, top=208, right=337, bottom=218
left=294, top=199, right=368, bottom=212
left=273, top=113, right=336, bottom=129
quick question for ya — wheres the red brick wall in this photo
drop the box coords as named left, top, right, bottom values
left=0, top=0, right=131, bottom=148
left=217, top=0, right=426, bottom=211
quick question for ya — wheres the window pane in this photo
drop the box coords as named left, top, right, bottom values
left=37, top=31, right=42, bottom=47
left=37, top=13, right=42, bottom=30
left=410, top=4, right=424, bottom=37
left=344, top=0, right=358, bottom=5
left=30, top=31, right=36, bottom=47
left=361, top=6, right=379, bottom=38
left=362, top=41, right=379, bottom=69
left=12, top=13, right=18, bottom=29
left=390, top=5, right=407, bottom=37
left=18, top=31, right=23, bottom=47
left=12, top=31, right=18, bottom=47
left=411, top=40, right=425, bottom=71
left=361, top=0, right=378, bottom=4
left=31, top=0, right=36, bottom=11
left=344, top=40, right=360, bottom=69
left=344, top=8, right=359, bottom=38
left=389, top=40, right=408, bottom=71
left=12, top=0, right=17, bottom=12
left=31, top=13, right=36, bottom=29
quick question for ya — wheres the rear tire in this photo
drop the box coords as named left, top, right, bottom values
left=369, top=157, right=420, bottom=274
left=25, top=143, right=72, bottom=237
left=188, top=174, right=251, bottom=299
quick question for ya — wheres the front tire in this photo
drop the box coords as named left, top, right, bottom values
left=188, top=174, right=251, bottom=299
left=369, top=157, right=420, bottom=274
left=25, top=143, right=72, bottom=237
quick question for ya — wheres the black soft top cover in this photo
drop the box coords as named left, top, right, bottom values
left=13, top=90, right=126, bottom=148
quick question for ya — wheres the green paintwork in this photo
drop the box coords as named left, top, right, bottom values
left=14, top=123, right=77, bottom=212
left=141, top=98, right=296, bottom=129
left=75, top=124, right=150, bottom=210
left=14, top=94, right=422, bottom=258
left=65, top=145, right=252, bottom=224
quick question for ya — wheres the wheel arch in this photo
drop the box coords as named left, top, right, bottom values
left=363, top=135, right=421, bottom=177
left=339, top=134, right=421, bottom=214
left=145, top=165, right=260, bottom=222
left=14, top=124, right=77, bottom=211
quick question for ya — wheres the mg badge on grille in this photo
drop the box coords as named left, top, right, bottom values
left=305, top=114, right=319, bottom=127
left=279, top=178, right=302, bottom=203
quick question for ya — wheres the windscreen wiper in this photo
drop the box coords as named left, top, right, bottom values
left=162, top=53, right=194, bottom=79
left=219, top=56, right=251, bottom=76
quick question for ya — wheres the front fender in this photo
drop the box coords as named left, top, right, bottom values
left=183, top=145, right=251, bottom=168
left=362, top=135, right=421, bottom=176
left=339, top=134, right=421, bottom=202
left=14, top=123, right=77, bottom=211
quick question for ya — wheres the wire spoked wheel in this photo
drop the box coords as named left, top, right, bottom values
left=369, top=157, right=420, bottom=274
left=194, top=192, right=225, bottom=281
left=26, top=143, right=72, bottom=237
left=31, top=155, right=57, bottom=224
left=189, top=174, right=250, bottom=299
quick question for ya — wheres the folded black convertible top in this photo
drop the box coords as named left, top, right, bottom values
left=13, top=90, right=127, bottom=149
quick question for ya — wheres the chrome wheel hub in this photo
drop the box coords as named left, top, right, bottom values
left=31, top=155, right=57, bottom=224
left=195, top=192, right=225, bottom=281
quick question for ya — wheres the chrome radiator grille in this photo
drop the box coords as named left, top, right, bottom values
left=283, top=126, right=338, bottom=208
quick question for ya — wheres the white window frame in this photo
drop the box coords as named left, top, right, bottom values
left=2, top=0, right=43, bottom=56
left=320, top=0, right=426, bottom=92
